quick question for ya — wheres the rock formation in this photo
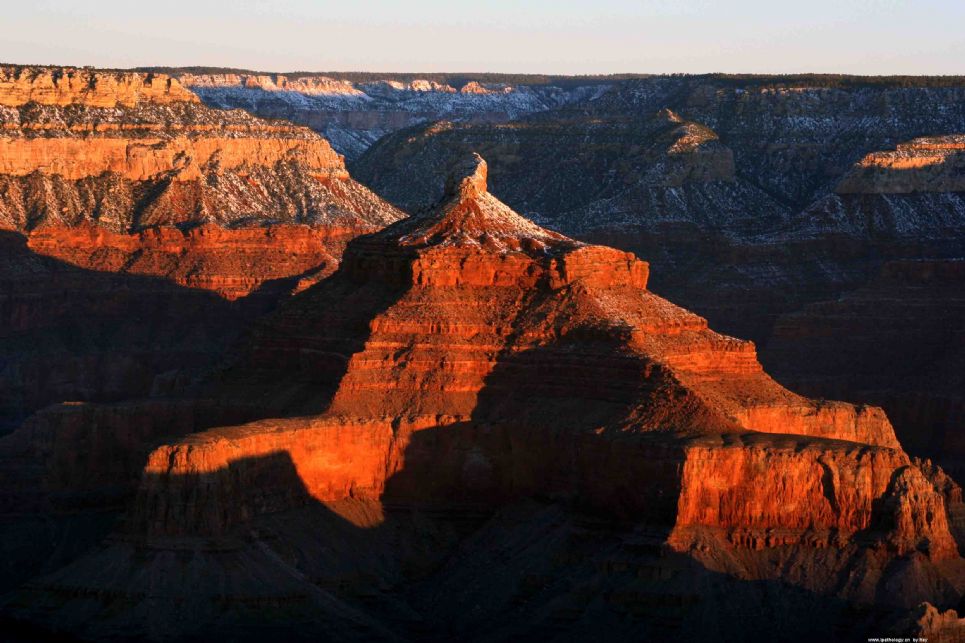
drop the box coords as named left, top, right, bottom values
left=0, top=65, right=404, bottom=430
left=24, top=222, right=347, bottom=300
left=837, top=135, right=965, bottom=194
left=4, top=154, right=961, bottom=641
left=349, top=79, right=965, bottom=473
left=0, top=66, right=198, bottom=107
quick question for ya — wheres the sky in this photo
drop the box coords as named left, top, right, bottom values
left=3, top=0, right=963, bottom=75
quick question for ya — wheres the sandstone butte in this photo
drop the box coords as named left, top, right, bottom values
left=0, top=65, right=404, bottom=299
left=137, top=156, right=951, bottom=547
left=5, top=153, right=962, bottom=640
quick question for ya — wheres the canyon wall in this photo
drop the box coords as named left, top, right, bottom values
left=0, top=66, right=198, bottom=107
left=0, top=66, right=401, bottom=233
left=0, top=66, right=403, bottom=429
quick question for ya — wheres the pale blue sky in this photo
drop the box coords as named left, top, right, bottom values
left=3, top=0, right=963, bottom=75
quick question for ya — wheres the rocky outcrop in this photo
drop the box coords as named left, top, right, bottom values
left=181, top=72, right=365, bottom=96
left=350, top=82, right=965, bottom=470
left=136, top=416, right=946, bottom=557
left=25, top=222, right=348, bottom=299
left=211, top=155, right=890, bottom=442
left=0, top=134, right=348, bottom=181
left=0, top=65, right=404, bottom=430
left=672, top=435, right=959, bottom=560
left=125, top=156, right=950, bottom=572
left=837, top=135, right=965, bottom=194
left=0, top=66, right=198, bottom=107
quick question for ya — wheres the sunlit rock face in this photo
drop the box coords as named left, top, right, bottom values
left=5, top=154, right=959, bottom=641
left=836, top=135, right=965, bottom=194
left=0, top=65, right=404, bottom=430
left=350, top=79, right=965, bottom=477
left=24, top=223, right=348, bottom=300
left=0, top=67, right=199, bottom=107
left=0, top=65, right=402, bottom=234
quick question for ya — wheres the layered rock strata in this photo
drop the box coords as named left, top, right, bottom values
left=0, top=66, right=198, bottom=107
left=0, top=66, right=402, bottom=232
left=348, top=76, right=965, bottom=473
left=837, top=135, right=965, bottom=194
left=24, top=222, right=348, bottom=300
left=137, top=159, right=940, bottom=552
left=0, top=66, right=404, bottom=430
left=7, top=155, right=958, bottom=640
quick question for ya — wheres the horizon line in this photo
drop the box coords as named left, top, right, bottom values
left=3, top=61, right=965, bottom=81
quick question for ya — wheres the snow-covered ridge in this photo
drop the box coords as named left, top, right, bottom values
left=180, top=72, right=580, bottom=98
left=179, top=73, right=363, bottom=96
left=178, top=73, right=606, bottom=159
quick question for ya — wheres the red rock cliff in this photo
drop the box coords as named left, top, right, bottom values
left=134, top=155, right=948, bottom=572
left=0, top=65, right=403, bottom=429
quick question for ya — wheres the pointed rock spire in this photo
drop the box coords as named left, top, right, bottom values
left=391, top=152, right=577, bottom=253
left=342, top=152, right=649, bottom=290
left=444, top=152, right=488, bottom=200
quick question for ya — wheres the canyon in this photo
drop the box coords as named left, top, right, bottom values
left=0, top=66, right=963, bottom=642
left=2, top=149, right=964, bottom=641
